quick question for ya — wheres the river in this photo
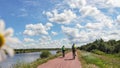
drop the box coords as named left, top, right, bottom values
left=0, top=50, right=57, bottom=68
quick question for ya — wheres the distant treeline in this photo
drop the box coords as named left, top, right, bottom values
left=79, top=39, right=120, bottom=54
left=14, top=48, right=70, bottom=54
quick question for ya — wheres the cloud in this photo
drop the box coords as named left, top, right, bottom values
left=80, top=6, right=100, bottom=17
left=61, top=26, right=80, bottom=39
left=85, top=22, right=103, bottom=30
left=46, top=10, right=77, bottom=25
left=84, top=0, right=120, bottom=8
left=51, top=31, right=58, bottom=36
left=45, top=22, right=53, bottom=30
left=80, top=5, right=113, bottom=28
left=23, top=38, right=71, bottom=48
left=67, top=0, right=86, bottom=8
left=106, top=0, right=120, bottom=7
left=116, top=15, right=120, bottom=25
left=39, top=36, right=51, bottom=42
left=45, top=12, right=53, bottom=17
left=101, top=30, right=120, bottom=41
left=23, top=22, right=53, bottom=36
left=61, top=24, right=120, bottom=45
left=61, top=26, right=89, bottom=44
left=24, top=38, right=35, bottom=42
left=75, top=24, right=83, bottom=29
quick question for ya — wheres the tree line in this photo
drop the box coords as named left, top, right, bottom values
left=79, top=39, right=120, bottom=54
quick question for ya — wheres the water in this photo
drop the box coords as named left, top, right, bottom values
left=0, top=50, right=57, bottom=68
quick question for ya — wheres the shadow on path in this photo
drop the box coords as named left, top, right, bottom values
left=64, top=58, right=75, bottom=61
left=59, top=56, right=65, bottom=58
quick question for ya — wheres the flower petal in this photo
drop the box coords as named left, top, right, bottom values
left=2, top=45, right=14, bottom=57
left=0, top=50, right=7, bottom=62
left=4, top=28, right=14, bottom=37
left=0, top=20, right=5, bottom=32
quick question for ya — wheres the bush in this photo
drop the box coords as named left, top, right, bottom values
left=40, top=50, right=51, bottom=58
left=91, top=49, right=105, bottom=55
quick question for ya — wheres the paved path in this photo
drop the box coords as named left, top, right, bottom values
left=37, top=52, right=81, bottom=68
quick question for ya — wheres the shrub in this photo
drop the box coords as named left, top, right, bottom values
left=91, top=49, right=105, bottom=55
left=40, top=50, right=51, bottom=58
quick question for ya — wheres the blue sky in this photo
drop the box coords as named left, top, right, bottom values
left=0, top=0, right=120, bottom=48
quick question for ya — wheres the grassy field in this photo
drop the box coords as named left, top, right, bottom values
left=78, top=50, right=120, bottom=68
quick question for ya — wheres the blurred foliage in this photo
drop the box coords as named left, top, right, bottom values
left=80, top=39, right=120, bottom=54
left=40, top=50, right=51, bottom=58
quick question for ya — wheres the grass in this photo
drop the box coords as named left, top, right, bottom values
left=77, top=50, right=99, bottom=68
left=13, top=50, right=70, bottom=68
left=94, top=53, right=120, bottom=68
left=78, top=50, right=120, bottom=68
left=91, top=49, right=105, bottom=55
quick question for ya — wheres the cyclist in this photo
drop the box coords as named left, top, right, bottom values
left=62, top=45, right=65, bottom=57
left=72, top=43, right=76, bottom=59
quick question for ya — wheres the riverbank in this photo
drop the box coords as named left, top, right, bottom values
left=15, top=48, right=70, bottom=54
left=13, top=50, right=70, bottom=68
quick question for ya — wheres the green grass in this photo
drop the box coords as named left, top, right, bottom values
left=81, top=52, right=106, bottom=68
left=91, top=49, right=105, bottom=55
left=78, top=50, right=120, bottom=68
left=94, top=53, right=120, bottom=68
left=77, top=50, right=99, bottom=68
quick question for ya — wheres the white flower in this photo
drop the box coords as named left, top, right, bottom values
left=0, top=20, right=14, bottom=62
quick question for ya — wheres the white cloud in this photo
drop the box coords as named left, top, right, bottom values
left=116, top=15, right=120, bottom=25
left=24, top=38, right=34, bottom=42
left=23, top=23, right=53, bottom=36
left=39, top=36, right=51, bottom=42
left=61, top=24, right=120, bottom=45
left=61, top=26, right=89, bottom=44
left=45, top=22, right=53, bottom=30
left=5, top=0, right=120, bottom=49
left=85, top=22, right=103, bottom=30
left=106, top=0, right=120, bottom=7
left=67, top=0, right=86, bottom=8
left=101, top=30, right=120, bottom=41
left=61, top=26, right=80, bottom=39
left=46, top=10, right=77, bottom=25
left=23, top=38, right=71, bottom=48
left=75, top=24, right=83, bottom=29
left=45, top=12, right=53, bottom=17
left=51, top=31, right=58, bottom=36
left=80, top=6, right=100, bottom=17
left=85, top=0, right=120, bottom=8
left=80, top=5, right=113, bottom=28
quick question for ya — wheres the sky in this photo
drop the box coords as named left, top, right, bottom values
left=0, top=0, right=120, bottom=49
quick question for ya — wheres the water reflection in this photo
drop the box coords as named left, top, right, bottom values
left=0, top=50, right=56, bottom=68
